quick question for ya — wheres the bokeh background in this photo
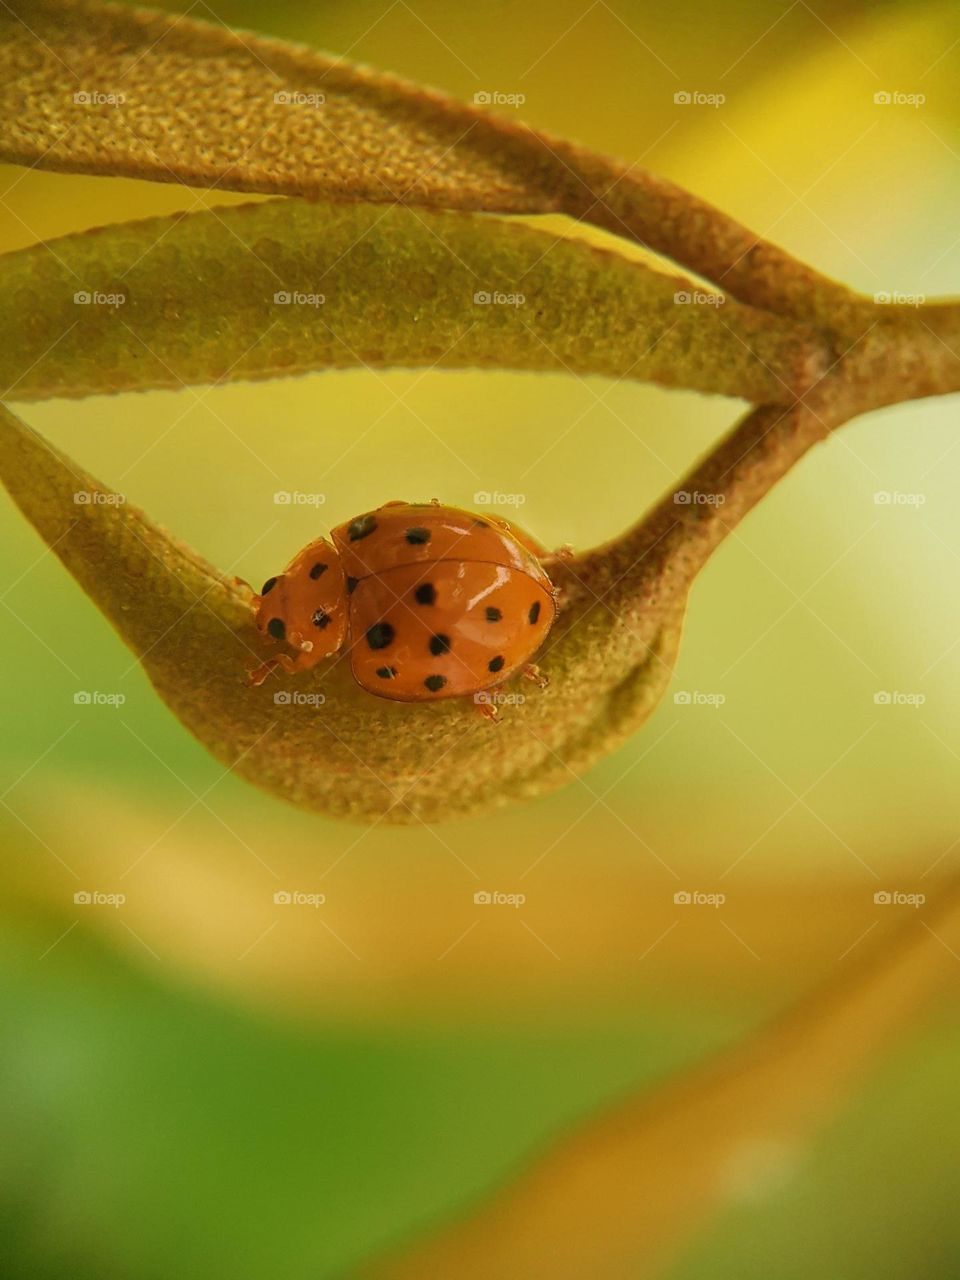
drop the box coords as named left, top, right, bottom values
left=2, top=0, right=960, bottom=1275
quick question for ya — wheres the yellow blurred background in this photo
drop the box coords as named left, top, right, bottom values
left=1, top=0, right=959, bottom=1276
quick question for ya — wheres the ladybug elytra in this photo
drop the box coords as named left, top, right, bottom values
left=247, top=501, right=558, bottom=711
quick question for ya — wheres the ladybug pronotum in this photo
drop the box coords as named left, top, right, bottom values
left=247, top=501, right=558, bottom=711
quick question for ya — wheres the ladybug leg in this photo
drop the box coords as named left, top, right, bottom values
left=473, top=696, right=500, bottom=723
left=246, top=649, right=314, bottom=687
left=247, top=657, right=283, bottom=686
left=521, top=663, right=549, bottom=690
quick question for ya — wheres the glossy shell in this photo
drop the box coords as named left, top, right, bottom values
left=330, top=502, right=557, bottom=701
left=330, top=502, right=551, bottom=586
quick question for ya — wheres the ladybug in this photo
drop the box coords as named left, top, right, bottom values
left=247, top=501, right=558, bottom=713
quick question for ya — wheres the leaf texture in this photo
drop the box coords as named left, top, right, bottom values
left=0, top=0, right=859, bottom=322
left=0, top=198, right=823, bottom=403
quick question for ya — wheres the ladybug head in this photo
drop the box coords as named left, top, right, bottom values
left=254, top=537, right=348, bottom=662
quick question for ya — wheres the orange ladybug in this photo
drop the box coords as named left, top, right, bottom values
left=247, top=501, right=557, bottom=712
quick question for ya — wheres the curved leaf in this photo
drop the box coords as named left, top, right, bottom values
left=0, top=402, right=685, bottom=823
left=0, top=0, right=858, bottom=323
left=0, top=199, right=822, bottom=403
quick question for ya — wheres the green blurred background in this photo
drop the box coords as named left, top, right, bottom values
left=2, top=0, right=960, bottom=1275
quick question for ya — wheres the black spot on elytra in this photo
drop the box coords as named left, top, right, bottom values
left=366, top=622, right=395, bottom=650
left=312, top=609, right=330, bottom=629
left=260, top=576, right=278, bottom=596
left=309, top=562, right=327, bottom=579
left=488, top=655, right=505, bottom=673
left=424, top=674, right=447, bottom=692
left=414, top=583, right=436, bottom=606
left=473, top=518, right=490, bottom=528
left=376, top=666, right=397, bottom=680
left=429, top=634, right=451, bottom=656
left=267, top=617, right=286, bottom=641
left=405, top=527, right=430, bottom=545
left=348, top=513, right=377, bottom=541
left=528, top=601, right=541, bottom=624
left=485, top=606, right=502, bottom=622
left=346, top=576, right=359, bottom=594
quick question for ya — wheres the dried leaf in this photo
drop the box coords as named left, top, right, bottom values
left=0, top=198, right=821, bottom=404
left=0, top=0, right=857, bottom=322
left=360, top=879, right=960, bottom=1277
